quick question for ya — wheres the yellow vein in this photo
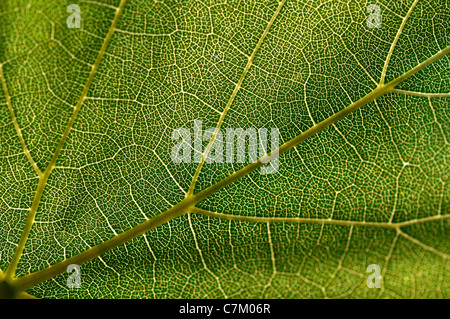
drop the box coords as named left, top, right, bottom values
left=3, top=0, right=128, bottom=280
left=327, top=226, right=353, bottom=282
left=190, top=46, right=450, bottom=208
left=392, top=88, right=450, bottom=98
left=314, top=8, right=378, bottom=86
left=191, top=207, right=450, bottom=229
left=428, top=97, right=448, bottom=146
left=398, top=229, right=449, bottom=259
left=186, top=0, right=287, bottom=195
left=380, top=0, right=419, bottom=84
left=262, top=222, right=277, bottom=297
left=0, top=63, right=42, bottom=177
left=8, top=44, right=450, bottom=296
left=45, top=0, right=127, bottom=175
left=187, top=213, right=227, bottom=298
left=379, top=232, right=399, bottom=296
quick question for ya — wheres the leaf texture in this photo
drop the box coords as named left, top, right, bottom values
left=0, top=0, right=449, bottom=298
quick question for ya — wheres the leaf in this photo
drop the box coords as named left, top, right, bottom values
left=0, top=0, right=449, bottom=298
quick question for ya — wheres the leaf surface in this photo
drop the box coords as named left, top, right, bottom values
left=0, top=0, right=449, bottom=298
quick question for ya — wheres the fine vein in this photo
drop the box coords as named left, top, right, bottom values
left=9, top=44, right=450, bottom=295
left=380, top=0, right=419, bottom=84
left=0, top=64, right=42, bottom=177
left=392, top=88, right=450, bottom=98
left=186, top=0, right=287, bottom=195
left=3, top=0, right=128, bottom=280
left=191, top=207, right=450, bottom=230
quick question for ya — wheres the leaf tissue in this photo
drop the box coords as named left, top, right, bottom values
left=0, top=0, right=449, bottom=299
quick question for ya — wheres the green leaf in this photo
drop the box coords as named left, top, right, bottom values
left=0, top=0, right=448, bottom=298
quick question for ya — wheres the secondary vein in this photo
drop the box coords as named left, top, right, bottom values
left=186, top=0, right=287, bottom=195
left=380, top=0, right=419, bottom=84
left=9, top=44, right=450, bottom=295
left=392, top=89, right=450, bottom=98
left=0, top=63, right=42, bottom=177
left=4, top=0, right=128, bottom=281
left=191, top=207, right=450, bottom=229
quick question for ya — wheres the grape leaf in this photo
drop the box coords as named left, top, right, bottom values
left=0, top=0, right=449, bottom=298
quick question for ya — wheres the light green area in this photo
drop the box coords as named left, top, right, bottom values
left=0, top=0, right=448, bottom=298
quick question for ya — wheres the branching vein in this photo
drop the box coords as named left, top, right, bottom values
left=190, top=207, right=450, bottom=230
left=186, top=0, right=287, bottom=195
left=8, top=44, right=450, bottom=296
left=380, top=0, right=419, bottom=84
left=0, top=63, right=42, bottom=177
left=3, top=0, right=129, bottom=281
left=392, top=88, right=450, bottom=98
